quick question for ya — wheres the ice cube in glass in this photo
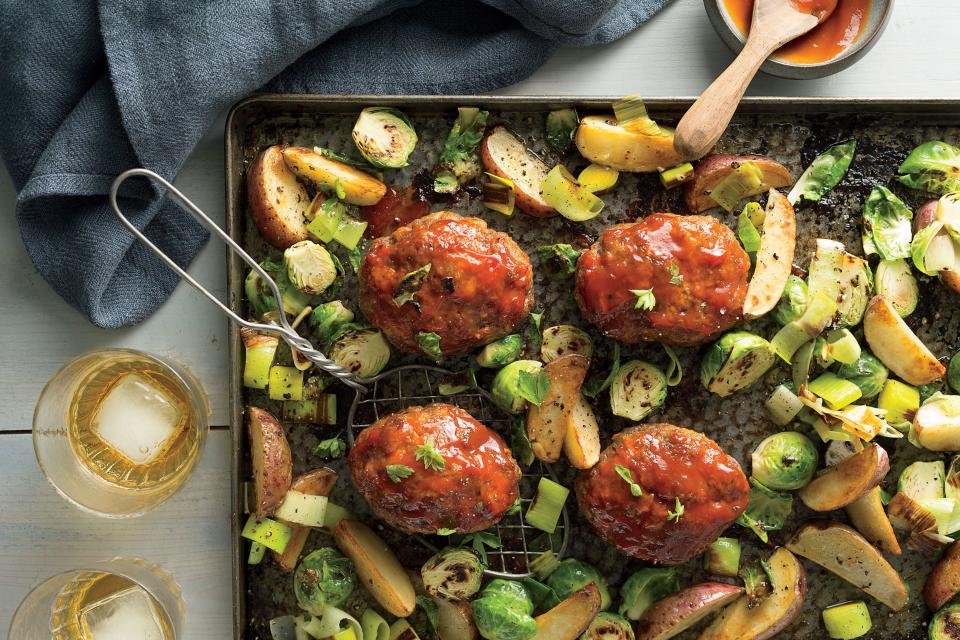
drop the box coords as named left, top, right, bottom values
left=91, top=373, right=183, bottom=465
left=79, top=585, right=166, bottom=639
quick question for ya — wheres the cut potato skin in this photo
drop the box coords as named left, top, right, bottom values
left=683, top=155, right=793, bottom=214
left=574, top=116, right=686, bottom=173
left=786, top=521, right=908, bottom=611
left=334, top=519, right=417, bottom=617
left=743, top=189, right=796, bottom=318
left=924, top=540, right=960, bottom=611
left=863, top=295, right=946, bottom=385
left=532, top=583, right=602, bottom=640
left=564, top=394, right=601, bottom=470
left=797, top=443, right=889, bottom=512
left=247, top=146, right=310, bottom=248
left=698, top=547, right=805, bottom=640
left=272, top=468, right=338, bottom=572
left=527, top=354, right=589, bottom=463
left=282, top=146, right=387, bottom=206
left=246, top=406, right=293, bottom=519
left=481, top=125, right=556, bottom=217
left=913, top=398, right=960, bottom=451
left=845, top=487, right=901, bottom=556
left=636, top=582, right=743, bottom=640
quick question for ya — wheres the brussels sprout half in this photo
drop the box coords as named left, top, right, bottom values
left=949, top=352, right=960, bottom=394
left=284, top=240, right=338, bottom=295
left=834, top=351, right=889, bottom=400
left=930, top=602, right=960, bottom=640
left=491, top=360, right=544, bottom=415
left=294, top=547, right=357, bottom=615
left=897, top=140, right=960, bottom=195
left=751, top=432, right=819, bottom=491
left=421, top=547, right=484, bottom=601
left=772, top=274, right=808, bottom=326
left=470, top=579, right=537, bottom=640
left=609, top=360, right=667, bottom=421
left=476, top=334, right=523, bottom=369
left=245, top=260, right=313, bottom=317
left=328, top=327, right=391, bottom=378
left=581, top=611, right=634, bottom=640
left=618, top=567, right=678, bottom=621
left=541, top=325, right=594, bottom=364
left=352, top=107, right=418, bottom=169
left=874, top=258, right=919, bottom=317
left=545, top=559, right=611, bottom=611
left=700, top=332, right=776, bottom=397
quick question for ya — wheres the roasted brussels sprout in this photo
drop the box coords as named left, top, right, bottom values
left=245, top=259, right=312, bottom=316
left=700, top=332, right=776, bottom=397
left=421, top=547, right=484, bottom=601
left=929, top=602, right=960, bottom=640
left=835, top=252, right=872, bottom=327
left=581, top=611, right=635, bottom=640
left=471, top=579, right=537, bottom=640
left=352, top=107, right=418, bottom=168
left=735, top=478, right=793, bottom=543
left=617, top=567, right=678, bottom=621
left=949, top=351, right=960, bottom=394
left=772, top=274, right=808, bottom=326
left=834, top=351, right=889, bottom=400
left=328, top=326, right=390, bottom=378
left=491, top=360, right=544, bottom=415
left=541, top=325, right=594, bottom=364
left=751, top=432, right=819, bottom=491
left=294, top=548, right=357, bottom=615
left=310, top=300, right=355, bottom=344
left=874, top=258, right=919, bottom=317
left=434, top=107, right=489, bottom=193
left=536, top=244, right=582, bottom=280
left=862, top=186, right=913, bottom=261
left=897, top=140, right=960, bottom=195
left=609, top=360, right=667, bottom=421
left=545, top=108, right=579, bottom=154
left=787, top=139, right=856, bottom=206
left=476, top=334, right=523, bottom=369
left=284, top=240, right=338, bottom=295
left=545, top=559, right=611, bottom=611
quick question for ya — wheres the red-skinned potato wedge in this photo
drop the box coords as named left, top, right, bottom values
left=532, top=583, right=601, bottom=640
left=434, top=596, right=479, bottom=640
left=246, top=406, right=292, bottom=519
left=924, top=540, right=960, bottom=611
left=698, top=548, right=805, bottom=640
left=564, top=394, right=601, bottom=469
left=247, top=146, right=310, bottom=248
left=636, top=582, right=743, bottom=640
left=863, top=295, right=946, bottom=385
left=743, top=189, right=797, bottom=318
left=798, top=443, right=889, bottom=511
left=574, top=116, right=686, bottom=173
left=915, top=199, right=960, bottom=295
left=683, top=155, right=792, bottom=214
left=786, top=521, right=908, bottom=611
left=282, top=146, right=387, bottom=207
left=272, top=468, right=338, bottom=572
left=845, top=487, right=902, bottom=556
left=481, top=125, right=556, bottom=217
left=527, top=354, right=590, bottom=463
left=334, top=519, right=417, bottom=617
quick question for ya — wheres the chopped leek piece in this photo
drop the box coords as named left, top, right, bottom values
left=792, top=340, right=816, bottom=390
left=389, top=620, right=420, bottom=640
left=526, top=478, right=569, bottom=534
left=659, top=162, right=695, bottom=189
left=612, top=94, right=661, bottom=135
left=822, top=601, right=872, bottom=640
left=269, top=365, right=304, bottom=401
left=282, top=395, right=337, bottom=424
left=306, top=196, right=346, bottom=243
left=709, top=161, right=764, bottom=212
left=529, top=550, right=561, bottom=580
left=248, top=541, right=267, bottom=565
left=541, top=165, right=605, bottom=222
left=738, top=202, right=763, bottom=253
left=274, top=491, right=329, bottom=527
left=333, top=216, right=368, bottom=250
left=545, top=108, right=579, bottom=153
left=822, top=328, right=862, bottom=366
left=578, top=164, right=619, bottom=193
left=878, top=379, right=920, bottom=427
left=920, top=497, right=957, bottom=535
left=704, top=537, right=741, bottom=577
left=482, top=173, right=516, bottom=216
left=937, top=192, right=960, bottom=239
left=771, top=291, right=836, bottom=363
left=810, top=417, right=856, bottom=443
left=874, top=258, right=919, bottom=317
left=663, top=344, right=682, bottom=387
left=241, top=514, right=293, bottom=554
left=362, top=608, right=390, bottom=640
left=322, top=502, right=354, bottom=530
left=241, top=328, right=279, bottom=389
left=766, top=384, right=804, bottom=426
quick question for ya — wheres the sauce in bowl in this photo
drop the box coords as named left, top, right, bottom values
left=723, top=0, right=871, bottom=64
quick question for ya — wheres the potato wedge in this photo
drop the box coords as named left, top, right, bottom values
left=797, top=443, right=889, bottom=511
left=913, top=394, right=960, bottom=451
left=527, top=354, right=590, bottom=463
left=916, top=199, right=960, bottom=295
left=434, top=596, right=479, bottom=640
left=247, top=145, right=310, bottom=249
left=575, top=116, right=686, bottom=173
left=564, top=394, right=601, bottom=470
left=636, top=582, right=743, bottom=640
left=924, top=540, right=960, bottom=611
left=481, top=125, right=556, bottom=217
left=532, top=583, right=601, bottom=640
left=786, top=521, right=908, bottom=611
left=863, top=295, right=946, bottom=385
left=698, top=548, right=805, bottom=640
left=334, top=519, right=416, bottom=617
left=683, top=155, right=793, bottom=214
left=282, top=146, right=387, bottom=206
left=272, top=468, right=339, bottom=572
left=744, top=189, right=796, bottom=319
left=246, top=406, right=292, bottom=519
left=845, top=487, right=901, bottom=556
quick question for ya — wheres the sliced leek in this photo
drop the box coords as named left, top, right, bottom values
left=808, top=372, right=863, bottom=409
left=269, top=365, right=304, bottom=401
left=483, top=172, right=516, bottom=216
left=241, top=328, right=279, bottom=389
left=541, top=165, right=604, bottom=222
left=771, top=291, right=836, bottom=363
left=766, top=384, right=804, bottom=426
left=659, top=162, right=695, bottom=189
left=708, top=161, right=764, bottom=212
left=878, top=379, right=920, bottom=427
left=578, top=164, right=619, bottom=193
left=241, top=514, right=293, bottom=554
left=526, top=477, right=569, bottom=534
left=612, top=94, right=661, bottom=136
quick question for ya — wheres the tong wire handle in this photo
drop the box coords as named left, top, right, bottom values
left=109, top=168, right=367, bottom=393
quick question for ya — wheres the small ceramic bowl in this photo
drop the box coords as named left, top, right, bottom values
left=704, top=0, right=894, bottom=79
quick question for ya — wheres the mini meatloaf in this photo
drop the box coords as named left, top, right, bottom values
left=575, top=213, right=749, bottom=346
left=576, top=424, right=749, bottom=564
left=348, top=403, right=521, bottom=534
left=359, top=211, right=534, bottom=354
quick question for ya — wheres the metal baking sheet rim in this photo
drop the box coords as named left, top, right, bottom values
left=224, top=94, right=960, bottom=638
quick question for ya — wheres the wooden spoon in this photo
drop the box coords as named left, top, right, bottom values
left=674, top=0, right=837, bottom=160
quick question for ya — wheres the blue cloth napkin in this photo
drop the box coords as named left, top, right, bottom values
left=0, top=0, right=671, bottom=328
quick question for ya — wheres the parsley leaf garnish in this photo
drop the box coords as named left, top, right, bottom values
left=386, top=464, right=414, bottom=483
left=669, top=262, right=683, bottom=285
left=631, top=288, right=656, bottom=310
left=667, top=497, right=685, bottom=522
left=314, top=436, right=346, bottom=460
left=518, top=368, right=552, bottom=406
left=615, top=464, right=643, bottom=497
left=461, top=530, right=502, bottom=564
left=415, top=436, right=446, bottom=471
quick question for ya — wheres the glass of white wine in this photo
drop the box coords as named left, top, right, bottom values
left=9, top=557, right=184, bottom=639
left=33, top=348, right=209, bottom=517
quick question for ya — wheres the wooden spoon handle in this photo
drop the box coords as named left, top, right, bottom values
left=674, top=36, right=778, bottom=160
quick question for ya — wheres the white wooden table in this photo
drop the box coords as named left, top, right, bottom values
left=1, top=0, right=957, bottom=636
